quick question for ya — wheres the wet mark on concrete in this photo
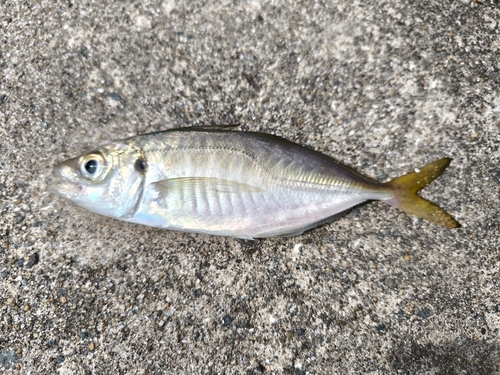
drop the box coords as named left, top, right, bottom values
left=388, top=338, right=499, bottom=375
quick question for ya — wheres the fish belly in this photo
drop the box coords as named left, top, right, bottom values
left=131, top=184, right=376, bottom=238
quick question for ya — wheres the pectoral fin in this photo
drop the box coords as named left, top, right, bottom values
left=152, top=177, right=265, bottom=196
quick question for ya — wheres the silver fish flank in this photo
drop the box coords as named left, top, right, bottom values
left=49, top=126, right=460, bottom=239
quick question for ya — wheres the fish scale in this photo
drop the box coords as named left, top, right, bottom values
left=49, top=126, right=460, bottom=239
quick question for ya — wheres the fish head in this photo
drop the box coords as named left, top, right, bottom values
left=49, top=142, right=147, bottom=219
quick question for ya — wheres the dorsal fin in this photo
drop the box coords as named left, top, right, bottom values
left=178, top=124, right=240, bottom=131
left=246, top=131, right=301, bottom=147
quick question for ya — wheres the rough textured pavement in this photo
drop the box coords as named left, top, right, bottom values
left=1, top=1, right=500, bottom=374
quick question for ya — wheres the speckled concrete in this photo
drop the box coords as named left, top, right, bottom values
left=1, top=1, right=499, bottom=374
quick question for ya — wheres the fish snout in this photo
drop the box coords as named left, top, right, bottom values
left=48, top=158, right=81, bottom=197
left=52, top=157, right=81, bottom=180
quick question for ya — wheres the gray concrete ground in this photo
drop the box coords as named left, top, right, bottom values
left=1, top=0, right=499, bottom=374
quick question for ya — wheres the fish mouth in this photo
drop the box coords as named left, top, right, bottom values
left=47, top=178, right=62, bottom=196
left=47, top=179, right=73, bottom=198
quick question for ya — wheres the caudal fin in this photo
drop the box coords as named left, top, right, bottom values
left=383, top=158, right=460, bottom=228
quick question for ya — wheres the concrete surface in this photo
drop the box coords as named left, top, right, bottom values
left=1, top=0, right=499, bottom=374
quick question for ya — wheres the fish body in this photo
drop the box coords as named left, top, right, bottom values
left=50, top=127, right=459, bottom=239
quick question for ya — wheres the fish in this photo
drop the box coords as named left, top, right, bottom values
left=49, top=126, right=460, bottom=239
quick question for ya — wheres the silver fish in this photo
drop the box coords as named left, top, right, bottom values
left=50, top=126, right=459, bottom=239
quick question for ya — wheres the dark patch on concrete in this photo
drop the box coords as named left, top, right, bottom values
left=107, top=92, right=121, bottom=101
left=388, top=338, right=499, bottom=375
left=0, top=348, right=18, bottom=370
left=221, top=314, right=233, bottom=327
left=416, top=308, right=432, bottom=319
left=26, top=252, right=40, bottom=268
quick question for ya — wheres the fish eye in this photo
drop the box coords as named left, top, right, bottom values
left=84, top=159, right=98, bottom=174
left=80, top=153, right=106, bottom=180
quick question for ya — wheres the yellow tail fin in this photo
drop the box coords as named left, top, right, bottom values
left=383, top=158, right=460, bottom=228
